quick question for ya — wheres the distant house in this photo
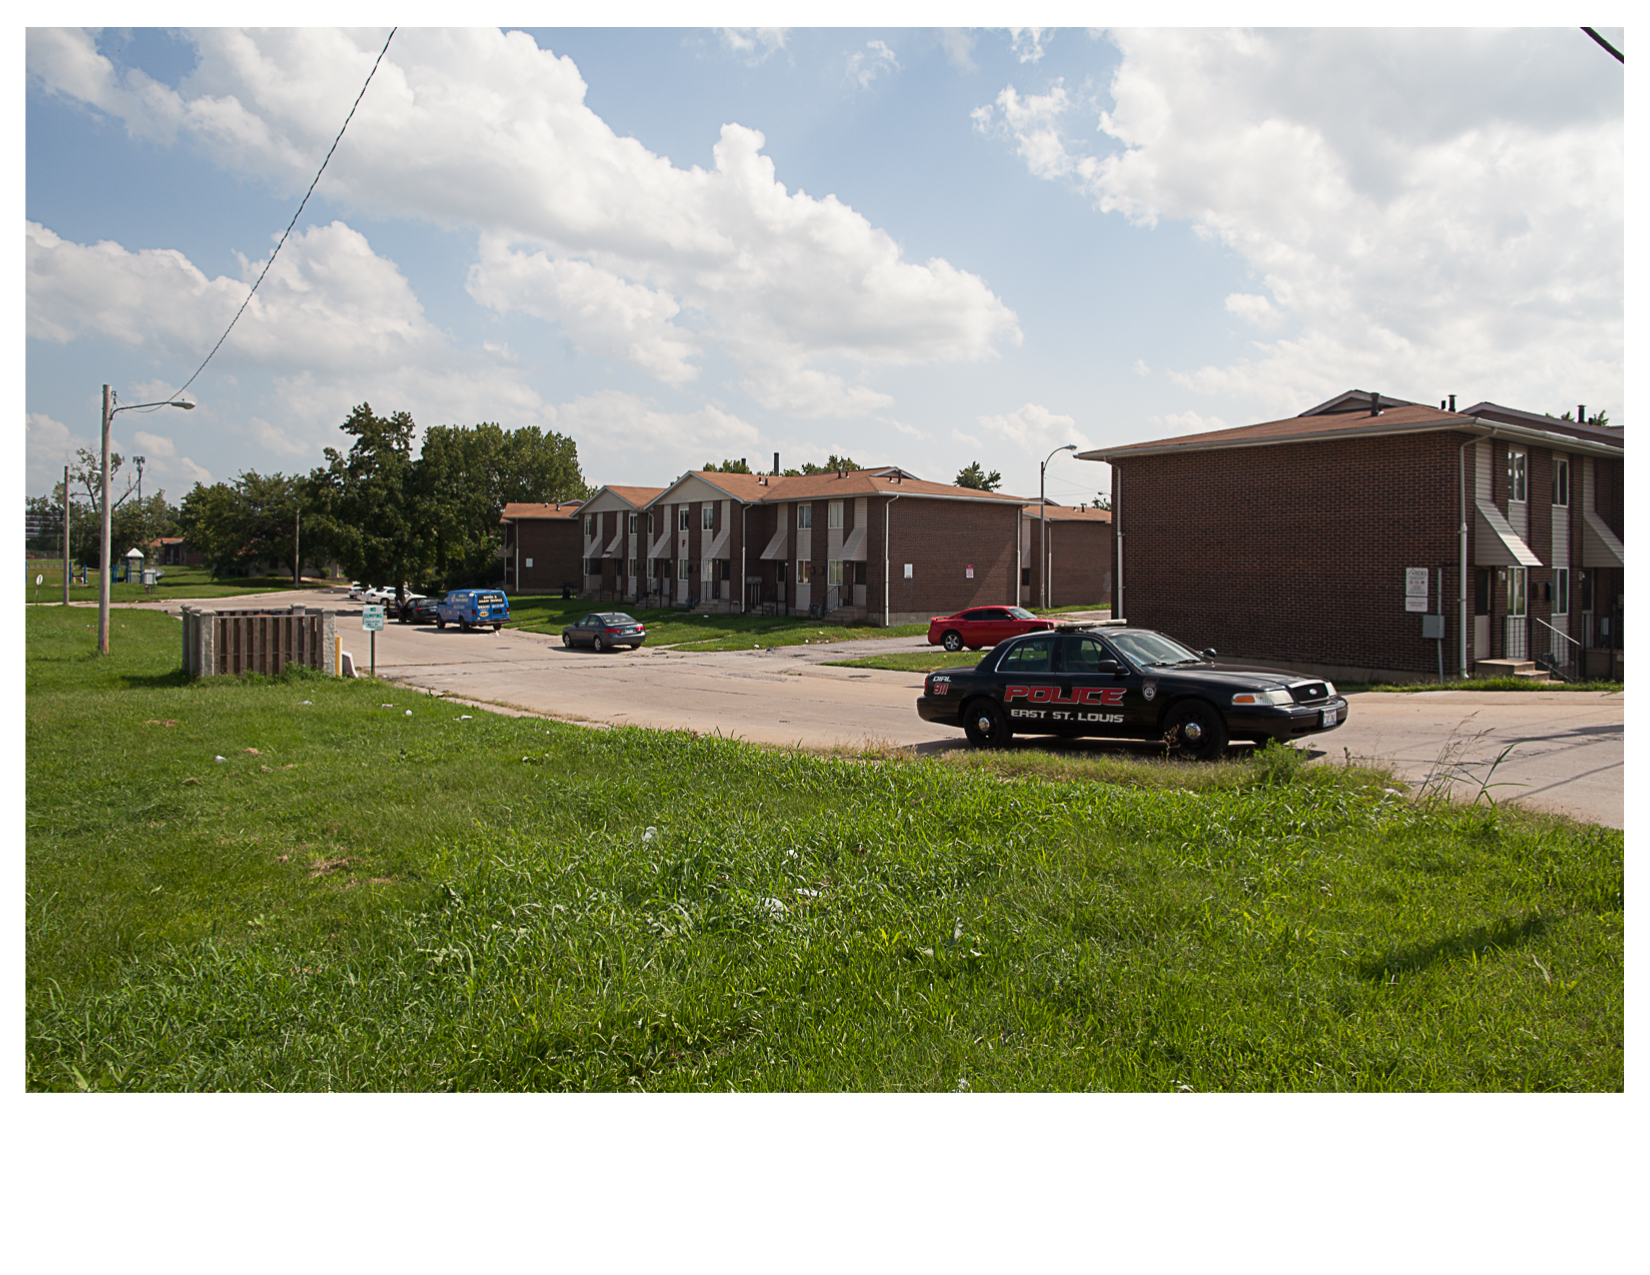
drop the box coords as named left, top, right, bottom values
left=1020, top=503, right=1112, bottom=609
left=499, top=501, right=584, bottom=594
left=577, top=486, right=665, bottom=600
left=150, top=536, right=205, bottom=567
left=634, top=465, right=1032, bottom=623
left=1084, top=390, right=1624, bottom=682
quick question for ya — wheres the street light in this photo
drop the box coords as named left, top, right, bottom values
left=1040, top=444, right=1077, bottom=610
left=98, top=386, right=194, bottom=655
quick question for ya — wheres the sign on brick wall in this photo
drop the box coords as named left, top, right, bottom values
left=1404, top=568, right=1429, bottom=613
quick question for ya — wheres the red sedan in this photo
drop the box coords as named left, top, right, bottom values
left=927, top=606, right=1054, bottom=651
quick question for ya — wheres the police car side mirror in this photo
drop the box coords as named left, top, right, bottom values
left=1201, top=648, right=1217, bottom=661
left=1095, top=659, right=1123, bottom=676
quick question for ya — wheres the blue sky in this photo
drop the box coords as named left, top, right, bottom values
left=25, top=26, right=1624, bottom=510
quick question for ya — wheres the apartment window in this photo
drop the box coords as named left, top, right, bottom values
left=1553, top=568, right=1570, bottom=615
left=1507, top=447, right=1527, bottom=503
left=647, top=513, right=654, bottom=535
left=854, top=562, right=867, bottom=586
left=827, top=560, right=844, bottom=587
left=1553, top=457, right=1570, bottom=507
left=678, top=508, right=690, bottom=531
left=584, top=514, right=594, bottom=535
left=677, top=559, right=690, bottom=580
left=776, top=563, right=788, bottom=583
left=797, top=504, right=812, bottom=529
left=828, top=501, right=844, bottom=529
left=628, top=514, right=638, bottom=533
left=797, top=560, right=813, bottom=584
left=702, top=505, right=715, bottom=530
left=629, top=557, right=640, bottom=578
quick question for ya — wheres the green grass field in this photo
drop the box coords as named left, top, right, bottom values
left=826, top=650, right=986, bottom=673
left=25, top=563, right=325, bottom=605
left=506, top=594, right=929, bottom=650
left=26, top=607, right=1622, bottom=1091
left=1336, top=677, right=1624, bottom=694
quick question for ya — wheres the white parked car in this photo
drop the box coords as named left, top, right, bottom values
left=348, top=581, right=370, bottom=600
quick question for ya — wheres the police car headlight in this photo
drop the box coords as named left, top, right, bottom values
left=1232, top=689, right=1294, bottom=707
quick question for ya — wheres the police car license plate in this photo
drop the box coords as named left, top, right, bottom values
left=1322, top=707, right=1338, bottom=726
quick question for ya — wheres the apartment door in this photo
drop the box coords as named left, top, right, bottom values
left=1474, top=569, right=1492, bottom=660
left=1504, top=568, right=1528, bottom=660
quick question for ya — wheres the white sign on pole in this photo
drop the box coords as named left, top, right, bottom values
left=362, top=604, right=386, bottom=631
left=1404, top=567, right=1429, bottom=613
left=903, top=564, right=913, bottom=579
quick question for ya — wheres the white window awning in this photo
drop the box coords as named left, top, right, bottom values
left=841, top=524, right=867, bottom=562
left=705, top=524, right=731, bottom=560
left=1474, top=499, right=1542, bottom=568
left=1582, top=508, right=1624, bottom=569
left=759, top=524, right=788, bottom=561
left=604, top=531, right=624, bottom=556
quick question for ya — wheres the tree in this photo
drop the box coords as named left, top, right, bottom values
left=416, top=421, right=589, bottom=588
left=308, top=403, right=420, bottom=591
left=1561, top=409, right=1612, bottom=428
left=954, top=461, right=1002, bottom=491
left=702, top=458, right=753, bottom=473
left=1092, top=492, right=1112, bottom=511
left=799, top=454, right=861, bottom=475
left=178, top=473, right=300, bottom=577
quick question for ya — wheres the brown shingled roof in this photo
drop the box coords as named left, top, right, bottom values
left=1024, top=503, right=1112, bottom=523
left=1086, top=403, right=1471, bottom=459
left=500, top=501, right=583, bottom=522
left=600, top=485, right=666, bottom=508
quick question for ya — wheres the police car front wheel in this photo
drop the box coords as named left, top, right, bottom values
left=1164, top=700, right=1228, bottom=761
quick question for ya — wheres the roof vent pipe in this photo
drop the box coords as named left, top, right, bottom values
left=1449, top=394, right=1456, bottom=412
left=1578, top=405, right=1586, bottom=423
left=773, top=452, right=780, bottom=476
left=1369, top=391, right=1380, bottom=416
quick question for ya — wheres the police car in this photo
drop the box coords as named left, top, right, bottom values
left=917, top=626, right=1347, bottom=759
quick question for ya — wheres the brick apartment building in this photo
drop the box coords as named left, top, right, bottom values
left=576, top=486, right=665, bottom=599
left=1084, top=390, right=1624, bottom=682
left=500, top=500, right=584, bottom=594
left=1021, top=504, right=1112, bottom=609
left=630, top=466, right=1031, bottom=624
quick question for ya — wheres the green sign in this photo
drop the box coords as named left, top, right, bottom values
left=362, top=605, right=386, bottom=631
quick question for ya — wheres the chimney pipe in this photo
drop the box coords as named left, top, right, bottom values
left=773, top=452, right=780, bottom=476
left=1369, top=391, right=1379, bottom=416
left=1448, top=394, right=1456, bottom=412
left=1578, top=405, right=1586, bottom=423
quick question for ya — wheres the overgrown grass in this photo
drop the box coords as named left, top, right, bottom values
left=1337, top=677, right=1624, bottom=694
left=826, top=650, right=986, bottom=673
left=26, top=608, right=1622, bottom=1091
left=25, top=563, right=325, bottom=605
left=505, top=594, right=927, bottom=649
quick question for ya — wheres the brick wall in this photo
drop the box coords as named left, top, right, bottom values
left=1027, top=518, right=1112, bottom=608
left=505, top=518, right=582, bottom=593
left=1115, top=431, right=1474, bottom=678
left=878, top=495, right=1019, bottom=624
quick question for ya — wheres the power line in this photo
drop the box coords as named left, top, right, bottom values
left=153, top=27, right=398, bottom=409
left=1582, top=27, right=1624, bottom=63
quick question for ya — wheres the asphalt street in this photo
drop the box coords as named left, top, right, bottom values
left=131, top=587, right=1624, bottom=827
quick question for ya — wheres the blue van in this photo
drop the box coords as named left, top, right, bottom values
left=438, top=588, right=510, bottom=631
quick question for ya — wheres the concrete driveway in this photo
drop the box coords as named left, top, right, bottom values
left=135, top=588, right=1624, bottom=827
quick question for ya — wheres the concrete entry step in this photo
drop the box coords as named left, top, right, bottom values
left=1474, top=658, right=1550, bottom=682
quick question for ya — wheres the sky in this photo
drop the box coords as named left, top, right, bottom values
left=24, top=25, right=1625, bottom=511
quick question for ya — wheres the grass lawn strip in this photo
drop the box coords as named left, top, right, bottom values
left=1336, top=678, right=1623, bottom=694
left=26, top=607, right=1622, bottom=1091
left=826, top=650, right=986, bottom=673
left=26, top=563, right=328, bottom=605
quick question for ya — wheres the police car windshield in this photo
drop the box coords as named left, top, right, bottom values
left=1109, top=632, right=1202, bottom=667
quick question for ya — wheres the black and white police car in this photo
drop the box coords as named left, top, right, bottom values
left=917, top=626, right=1348, bottom=759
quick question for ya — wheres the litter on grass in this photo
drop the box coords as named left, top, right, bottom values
left=214, top=755, right=225, bottom=762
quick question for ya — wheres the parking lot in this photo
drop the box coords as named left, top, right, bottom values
left=138, top=587, right=1624, bottom=827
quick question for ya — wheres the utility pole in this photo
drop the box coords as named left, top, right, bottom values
left=98, top=385, right=112, bottom=655
left=294, top=507, right=301, bottom=587
left=135, top=456, right=145, bottom=505
left=62, top=463, right=71, bottom=606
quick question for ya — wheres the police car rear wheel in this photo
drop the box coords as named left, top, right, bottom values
left=942, top=630, right=963, bottom=652
left=962, top=699, right=1011, bottom=748
left=1165, top=700, right=1228, bottom=761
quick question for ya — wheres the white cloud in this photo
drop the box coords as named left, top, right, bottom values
left=949, top=428, right=982, bottom=449
left=719, top=29, right=787, bottom=65
left=978, top=29, right=1623, bottom=419
left=1150, top=410, right=1229, bottom=438
left=246, top=418, right=312, bottom=458
left=847, top=40, right=900, bottom=90
left=738, top=355, right=894, bottom=419
left=975, top=403, right=1091, bottom=455
left=1008, top=29, right=1051, bottom=64
left=467, top=237, right=699, bottom=384
left=30, top=28, right=1018, bottom=413
left=1225, top=293, right=1284, bottom=331
left=131, top=431, right=176, bottom=458
left=939, top=30, right=976, bottom=73
left=1132, top=359, right=1150, bottom=377
left=551, top=391, right=759, bottom=477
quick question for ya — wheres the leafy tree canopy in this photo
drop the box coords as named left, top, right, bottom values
left=799, top=454, right=861, bottom=475
left=702, top=458, right=753, bottom=473
left=954, top=461, right=1002, bottom=491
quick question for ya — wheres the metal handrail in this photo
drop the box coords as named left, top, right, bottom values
left=1531, top=614, right=1581, bottom=652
